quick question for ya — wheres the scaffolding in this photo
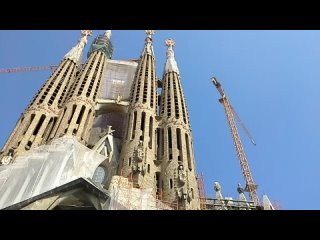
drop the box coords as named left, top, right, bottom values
left=203, top=198, right=258, bottom=210
left=155, top=187, right=179, bottom=210
left=89, top=59, right=139, bottom=143
left=104, top=167, right=179, bottom=210
left=197, top=173, right=207, bottom=210
left=105, top=174, right=177, bottom=210
left=106, top=171, right=261, bottom=210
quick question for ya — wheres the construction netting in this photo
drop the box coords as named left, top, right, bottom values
left=100, top=59, right=138, bottom=101
left=88, top=59, right=137, bottom=143
left=0, top=136, right=105, bottom=210
left=92, top=112, right=127, bottom=140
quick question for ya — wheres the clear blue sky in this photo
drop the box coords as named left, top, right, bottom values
left=1, top=30, right=320, bottom=210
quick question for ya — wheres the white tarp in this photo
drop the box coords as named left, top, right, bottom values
left=0, top=136, right=106, bottom=210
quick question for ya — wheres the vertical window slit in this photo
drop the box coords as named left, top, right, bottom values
left=33, top=114, right=46, bottom=136
left=132, top=111, right=137, bottom=140
left=186, top=133, right=192, bottom=170
left=148, top=116, right=153, bottom=149
left=140, top=112, right=146, bottom=141
left=76, top=106, right=86, bottom=124
left=168, top=127, right=172, bottom=160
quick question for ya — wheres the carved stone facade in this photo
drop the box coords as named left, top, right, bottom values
left=1, top=31, right=201, bottom=210
left=47, top=31, right=113, bottom=145
left=49, top=50, right=109, bottom=145
left=119, top=31, right=158, bottom=190
left=0, top=31, right=91, bottom=162
left=157, top=39, right=200, bottom=210
left=119, top=34, right=200, bottom=209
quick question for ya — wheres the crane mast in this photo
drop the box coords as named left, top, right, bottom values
left=211, top=77, right=259, bottom=206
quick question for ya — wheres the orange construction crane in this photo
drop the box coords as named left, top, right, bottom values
left=0, top=63, right=85, bottom=74
left=197, top=173, right=207, bottom=210
left=211, top=76, right=259, bottom=206
left=0, top=65, right=58, bottom=74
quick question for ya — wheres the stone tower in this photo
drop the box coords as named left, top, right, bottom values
left=0, top=30, right=91, bottom=164
left=0, top=31, right=203, bottom=210
left=119, top=31, right=158, bottom=190
left=49, top=31, right=113, bottom=145
left=158, top=39, right=200, bottom=209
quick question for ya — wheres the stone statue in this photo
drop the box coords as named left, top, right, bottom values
left=132, top=141, right=145, bottom=173
left=178, top=164, right=186, bottom=184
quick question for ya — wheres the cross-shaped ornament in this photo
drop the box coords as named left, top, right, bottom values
left=145, top=30, right=155, bottom=36
left=165, top=38, right=175, bottom=47
left=81, top=30, right=93, bottom=37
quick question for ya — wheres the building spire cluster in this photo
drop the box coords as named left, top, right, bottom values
left=0, top=30, right=92, bottom=162
left=0, top=30, right=200, bottom=210
left=120, top=31, right=199, bottom=209
left=50, top=30, right=113, bottom=145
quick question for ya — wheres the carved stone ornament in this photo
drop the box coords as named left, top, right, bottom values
left=81, top=30, right=93, bottom=36
left=0, top=156, right=12, bottom=165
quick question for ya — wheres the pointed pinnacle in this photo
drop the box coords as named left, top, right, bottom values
left=104, top=30, right=112, bottom=39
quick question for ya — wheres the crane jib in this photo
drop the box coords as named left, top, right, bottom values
left=211, top=76, right=260, bottom=206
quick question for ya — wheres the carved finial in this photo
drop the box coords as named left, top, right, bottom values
left=165, top=38, right=175, bottom=47
left=104, top=30, right=112, bottom=39
left=145, top=30, right=155, bottom=43
left=143, top=30, right=155, bottom=55
left=145, top=30, right=155, bottom=38
left=81, top=30, right=93, bottom=37
left=79, top=30, right=92, bottom=46
left=165, top=38, right=175, bottom=58
left=64, top=30, right=92, bottom=64
left=164, top=38, right=179, bottom=74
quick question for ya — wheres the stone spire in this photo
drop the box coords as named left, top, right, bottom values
left=0, top=31, right=91, bottom=164
left=87, top=30, right=113, bottom=59
left=119, top=30, right=158, bottom=191
left=49, top=30, right=113, bottom=145
left=158, top=39, right=200, bottom=209
left=64, top=30, right=92, bottom=65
